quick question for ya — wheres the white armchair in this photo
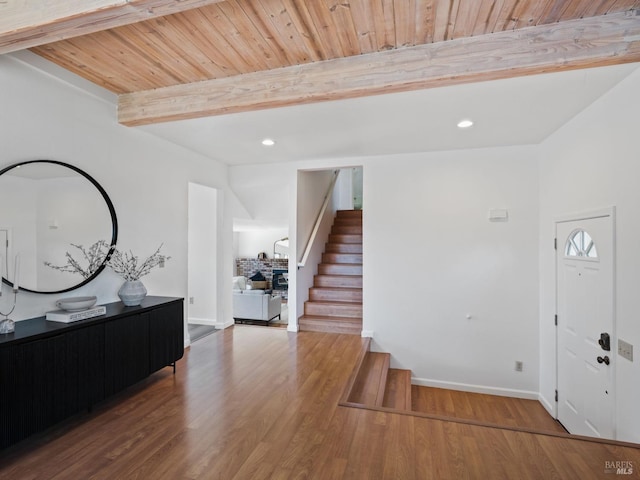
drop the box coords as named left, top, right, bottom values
left=233, top=289, right=282, bottom=324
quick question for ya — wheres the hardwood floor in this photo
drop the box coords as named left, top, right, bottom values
left=0, top=326, right=638, bottom=479
left=411, top=385, right=568, bottom=434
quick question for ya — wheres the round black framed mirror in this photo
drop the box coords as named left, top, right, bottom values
left=0, top=160, right=118, bottom=294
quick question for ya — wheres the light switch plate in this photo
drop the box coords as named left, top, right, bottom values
left=618, top=339, right=633, bottom=362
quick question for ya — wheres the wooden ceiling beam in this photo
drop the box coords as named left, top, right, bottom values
left=119, top=10, right=640, bottom=126
left=0, top=0, right=225, bottom=54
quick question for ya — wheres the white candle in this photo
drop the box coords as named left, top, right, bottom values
left=13, top=254, right=20, bottom=292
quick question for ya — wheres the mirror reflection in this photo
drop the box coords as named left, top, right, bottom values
left=0, top=161, right=117, bottom=293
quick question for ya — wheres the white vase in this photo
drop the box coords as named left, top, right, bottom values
left=118, top=280, right=147, bottom=306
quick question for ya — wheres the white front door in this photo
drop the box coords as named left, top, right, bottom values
left=556, top=213, right=615, bottom=439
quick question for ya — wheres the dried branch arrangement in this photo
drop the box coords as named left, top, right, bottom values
left=44, top=240, right=111, bottom=279
left=107, top=244, right=170, bottom=281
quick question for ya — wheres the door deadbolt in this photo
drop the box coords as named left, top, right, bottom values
left=598, top=333, right=611, bottom=351
left=597, top=356, right=610, bottom=365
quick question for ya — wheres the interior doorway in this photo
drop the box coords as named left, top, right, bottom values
left=555, top=209, right=615, bottom=439
left=187, top=183, right=220, bottom=341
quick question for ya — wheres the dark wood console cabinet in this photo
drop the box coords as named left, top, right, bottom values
left=0, top=296, right=183, bottom=449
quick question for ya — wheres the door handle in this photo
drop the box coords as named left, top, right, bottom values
left=598, top=333, right=611, bottom=351
left=597, top=356, right=610, bottom=365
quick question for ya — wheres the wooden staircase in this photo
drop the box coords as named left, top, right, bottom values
left=299, top=209, right=362, bottom=335
left=346, top=351, right=413, bottom=410
left=342, top=345, right=568, bottom=434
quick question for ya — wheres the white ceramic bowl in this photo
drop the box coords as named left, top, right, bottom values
left=55, top=296, right=97, bottom=312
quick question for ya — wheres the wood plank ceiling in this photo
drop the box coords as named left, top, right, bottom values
left=4, top=0, right=640, bottom=125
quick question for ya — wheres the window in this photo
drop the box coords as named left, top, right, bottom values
left=565, top=229, right=598, bottom=259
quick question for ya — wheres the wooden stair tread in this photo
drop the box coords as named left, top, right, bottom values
left=314, top=275, right=363, bottom=288
left=325, top=243, right=363, bottom=253
left=298, top=315, right=362, bottom=335
left=337, top=209, right=362, bottom=216
left=309, top=287, right=362, bottom=303
left=382, top=369, right=412, bottom=410
left=315, top=274, right=362, bottom=279
left=310, top=287, right=362, bottom=292
left=322, top=253, right=363, bottom=264
left=299, top=314, right=362, bottom=323
left=310, top=287, right=363, bottom=294
left=318, top=264, right=363, bottom=275
left=348, top=352, right=390, bottom=406
left=305, top=300, right=362, bottom=306
left=328, top=234, right=362, bottom=244
left=304, top=301, right=362, bottom=318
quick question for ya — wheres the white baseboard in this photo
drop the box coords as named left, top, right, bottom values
left=412, top=377, right=539, bottom=400
left=189, top=317, right=233, bottom=329
left=189, top=317, right=216, bottom=326
left=219, top=319, right=234, bottom=329
left=361, top=330, right=374, bottom=338
left=287, top=323, right=299, bottom=333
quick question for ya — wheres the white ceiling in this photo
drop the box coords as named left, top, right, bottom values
left=139, top=62, right=639, bottom=166
left=12, top=51, right=639, bottom=167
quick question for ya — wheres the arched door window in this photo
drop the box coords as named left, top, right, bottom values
left=565, top=229, right=598, bottom=259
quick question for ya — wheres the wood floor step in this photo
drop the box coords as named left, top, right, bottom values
left=336, top=209, right=362, bottom=219
left=409, top=385, right=568, bottom=433
left=334, top=217, right=363, bottom=226
left=314, top=275, right=363, bottom=288
left=318, top=263, right=362, bottom=275
left=298, top=315, right=362, bottom=335
left=331, top=225, right=362, bottom=235
left=309, top=287, right=362, bottom=303
left=325, top=243, right=362, bottom=254
left=322, top=253, right=363, bottom=264
left=304, top=301, right=362, bottom=318
left=348, top=352, right=390, bottom=406
left=328, top=234, right=362, bottom=244
left=382, top=369, right=412, bottom=410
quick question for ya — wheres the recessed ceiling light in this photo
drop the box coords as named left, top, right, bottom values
left=261, top=138, right=276, bottom=146
left=457, top=119, right=474, bottom=129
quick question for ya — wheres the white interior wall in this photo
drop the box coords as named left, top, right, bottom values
left=235, top=228, right=289, bottom=259
left=363, top=146, right=540, bottom=396
left=538, top=67, right=640, bottom=443
left=0, top=54, right=232, bottom=343
left=0, top=177, right=37, bottom=287
left=334, top=167, right=354, bottom=211
left=36, top=176, right=108, bottom=291
left=188, top=183, right=218, bottom=326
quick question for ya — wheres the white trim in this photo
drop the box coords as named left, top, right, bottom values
left=538, top=392, right=555, bottom=416
left=361, top=330, right=374, bottom=338
left=188, top=317, right=216, bottom=326
left=554, top=206, right=614, bottom=224
left=411, top=377, right=539, bottom=400
left=189, top=317, right=233, bottom=329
